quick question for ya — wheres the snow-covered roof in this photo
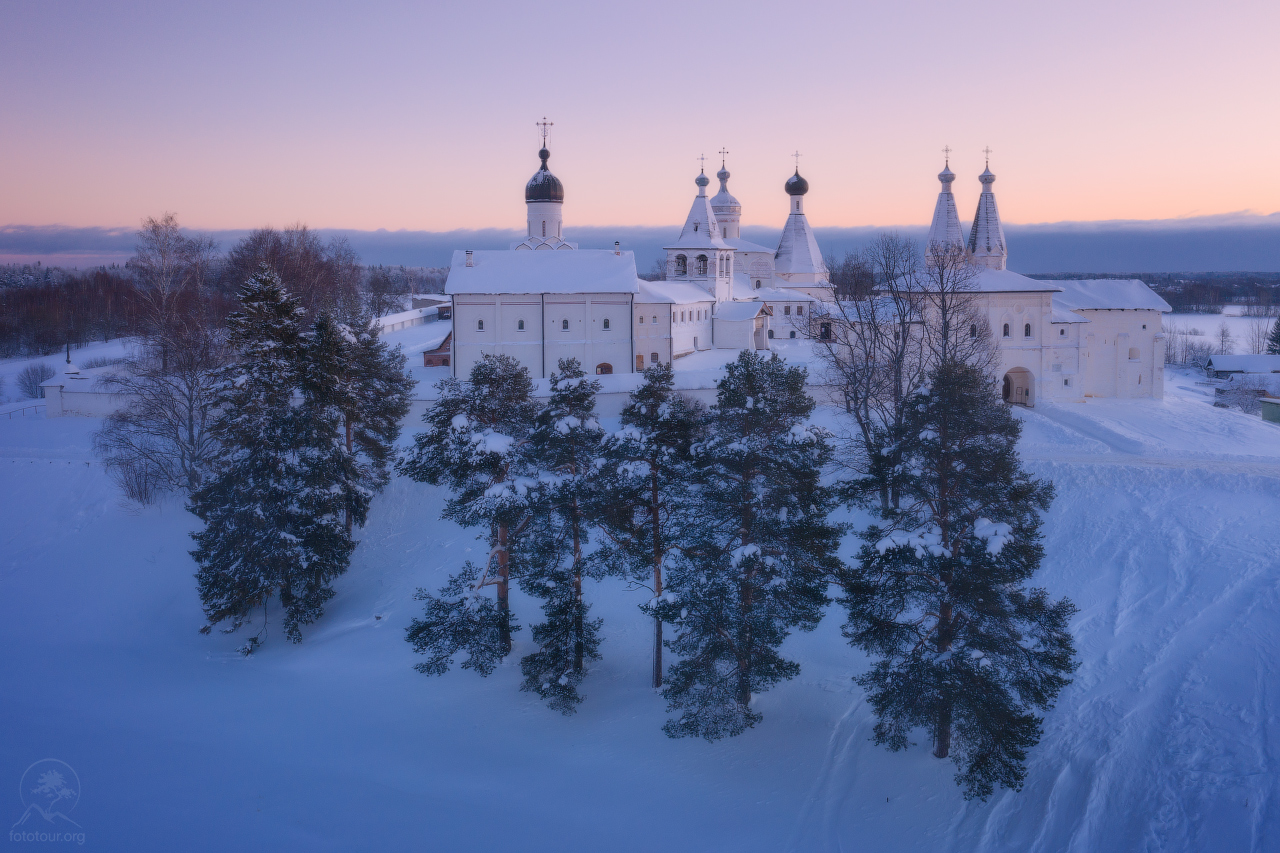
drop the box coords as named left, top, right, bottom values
left=773, top=211, right=827, bottom=280
left=1204, top=354, right=1280, bottom=374
left=667, top=189, right=731, bottom=251
left=1050, top=305, right=1088, bottom=324
left=926, top=169, right=965, bottom=252
left=730, top=274, right=818, bottom=302
left=724, top=236, right=775, bottom=254
left=637, top=280, right=715, bottom=305
left=970, top=268, right=1062, bottom=293
left=391, top=320, right=453, bottom=354
left=375, top=306, right=436, bottom=328
left=714, top=301, right=767, bottom=321
left=445, top=250, right=639, bottom=295
left=1052, top=279, right=1172, bottom=312
left=967, top=169, right=1008, bottom=269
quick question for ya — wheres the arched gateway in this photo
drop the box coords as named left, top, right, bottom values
left=1002, top=368, right=1034, bottom=407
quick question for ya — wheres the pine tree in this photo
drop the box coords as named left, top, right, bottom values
left=1267, top=316, right=1280, bottom=355
left=399, top=354, right=538, bottom=673
left=339, top=313, right=414, bottom=530
left=191, top=269, right=355, bottom=645
left=518, top=358, right=605, bottom=714
left=593, top=362, right=703, bottom=688
left=839, top=360, right=1077, bottom=800
left=653, top=351, right=843, bottom=739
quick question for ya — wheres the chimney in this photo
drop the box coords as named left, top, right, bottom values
left=614, top=241, right=620, bottom=256
left=465, top=250, right=473, bottom=267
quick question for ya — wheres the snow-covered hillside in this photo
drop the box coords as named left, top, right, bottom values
left=2, top=369, right=1278, bottom=851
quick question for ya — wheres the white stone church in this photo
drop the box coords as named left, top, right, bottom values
left=445, top=135, right=1170, bottom=405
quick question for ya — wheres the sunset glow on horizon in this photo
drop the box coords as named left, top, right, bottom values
left=2, top=0, right=1276, bottom=234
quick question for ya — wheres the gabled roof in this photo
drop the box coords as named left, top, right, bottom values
left=714, top=301, right=768, bottom=321
left=445, top=250, right=639, bottom=295
left=970, top=268, right=1062, bottom=293
left=730, top=273, right=818, bottom=302
left=637, top=280, right=715, bottom=305
left=1204, top=354, right=1280, bottom=373
left=1052, top=279, right=1172, bottom=312
left=724, top=236, right=775, bottom=253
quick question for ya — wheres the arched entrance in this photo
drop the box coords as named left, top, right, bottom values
left=1002, top=368, right=1034, bottom=407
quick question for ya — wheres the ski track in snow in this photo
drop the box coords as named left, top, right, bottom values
left=3, top=368, right=1280, bottom=851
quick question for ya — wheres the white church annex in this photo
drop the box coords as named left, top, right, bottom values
left=444, top=126, right=1171, bottom=404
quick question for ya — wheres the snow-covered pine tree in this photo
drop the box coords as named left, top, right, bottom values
left=339, top=313, right=414, bottom=531
left=594, top=362, right=704, bottom=688
left=518, top=358, right=605, bottom=714
left=399, top=354, right=538, bottom=673
left=1267, top=316, right=1280, bottom=355
left=191, top=268, right=338, bottom=644
left=653, top=351, right=842, bottom=739
left=839, top=360, right=1077, bottom=799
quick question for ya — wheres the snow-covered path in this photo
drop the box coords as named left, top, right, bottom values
left=2, top=373, right=1279, bottom=851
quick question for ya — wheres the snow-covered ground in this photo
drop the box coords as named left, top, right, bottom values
left=2, top=368, right=1278, bottom=850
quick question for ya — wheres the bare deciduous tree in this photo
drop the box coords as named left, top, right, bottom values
left=1245, top=318, right=1270, bottom=355
left=223, top=225, right=363, bottom=322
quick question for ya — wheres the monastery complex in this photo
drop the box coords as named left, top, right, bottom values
left=445, top=129, right=1171, bottom=405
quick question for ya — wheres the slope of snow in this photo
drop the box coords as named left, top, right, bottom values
left=2, top=375, right=1278, bottom=850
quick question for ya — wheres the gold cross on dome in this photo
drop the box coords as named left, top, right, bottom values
left=719, top=147, right=729, bottom=167
left=536, top=117, right=553, bottom=145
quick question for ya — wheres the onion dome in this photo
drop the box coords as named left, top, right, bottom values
left=716, top=165, right=730, bottom=183
left=938, top=163, right=956, bottom=186
left=978, top=165, right=996, bottom=186
left=525, top=146, right=564, bottom=203
left=695, top=170, right=710, bottom=190
left=785, top=170, right=809, bottom=196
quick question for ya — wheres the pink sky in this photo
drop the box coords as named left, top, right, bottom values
left=1, top=0, right=1276, bottom=234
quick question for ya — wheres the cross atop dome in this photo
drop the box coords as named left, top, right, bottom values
left=537, top=117, right=553, bottom=146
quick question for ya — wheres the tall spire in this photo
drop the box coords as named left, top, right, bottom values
left=967, top=150, right=1007, bottom=270
left=709, top=147, right=742, bottom=240
left=926, top=147, right=964, bottom=258
left=775, top=162, right=827, bottom=286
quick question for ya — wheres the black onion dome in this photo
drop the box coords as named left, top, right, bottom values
left=785, top=170, right=809, bottom=196
left=525, top=147, right=564, bottom=202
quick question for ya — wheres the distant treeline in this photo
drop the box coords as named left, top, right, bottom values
left=0, top=219, right=451, bottom=358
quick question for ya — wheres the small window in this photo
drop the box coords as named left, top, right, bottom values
left=1129, top=347, right=1139, bottom=360
left=1142, top=324, right=1147, bottom=330
left=1060, top=328, right=1066, bottom=336
left=723, top=227, right=727, bottom=238
left=541, top=221, right=546, bottom=237
left=789, top=330, right=797, bottom=339
left=595, top=363, right=612, bottom=375
left=1003, top=323, right=1010, bottom=337
left=1024, top=323, right=1032, bottom=337
left=636, top=355, right=644, bottom=371
left=675, top=255, right=687, bottom=276
left=970, top=324, right=978, bottom=339
left=652, top=315, right=658, bottom=324
left=638, top=315, right=645, bottom=324
left=696, top=255, right=708, bottom=275
left=681, top=311, right=686, bottom=322
left=517, top=319, right=525, bottom=331
left=442, top=358, right=449, bottom=367
left=1139, top=374, right=1142, bottom=384
left=755, top=280, right=762, bottom=289
left=797, top=306, right=803, bottom=316
left=768, top=329, right=775, bottom=339
left=562, top=319, right=569, bottom=331
left=603, top=318, right=611, bottom=330
left=784, top=305, right=791, bottom=316
left=477, top=319, right=484, bottom=331
left=1064, top=378, right=1070, bottom=387
left=820, top=323, right=831, bottom=340
left=650, top=352, right=659, bottom=364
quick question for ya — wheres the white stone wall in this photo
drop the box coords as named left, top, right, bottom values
left=667, top=303, right=714, bottom=359
left=1075, top=309, right=1165, bottom=399
left=452, top=293, right=634, bottom=379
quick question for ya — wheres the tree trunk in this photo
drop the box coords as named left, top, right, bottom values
left=572, top=510, right=584, bottom=672
left=344, top=419, right=354, bottom=535
left=934, top=700, right=952, bottom=759
left=651, top=474, right=663, bottom=688
left=496, top=523, right=511, bottom=655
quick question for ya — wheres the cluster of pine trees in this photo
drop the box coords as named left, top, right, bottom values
left=401, top=347, right=1077, bottom=799
left=188, top=268, right=414, bottom=647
